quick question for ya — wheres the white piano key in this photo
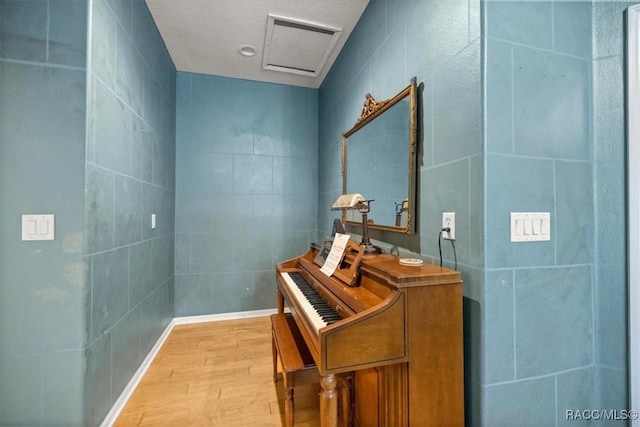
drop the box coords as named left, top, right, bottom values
left=280, top=272, right=328, bottom=332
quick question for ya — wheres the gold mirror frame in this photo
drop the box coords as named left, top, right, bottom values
left=341, top=77, right=418, bottom=234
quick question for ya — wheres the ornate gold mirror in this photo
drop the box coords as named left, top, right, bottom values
left=341, top=77, right=418, bottom=234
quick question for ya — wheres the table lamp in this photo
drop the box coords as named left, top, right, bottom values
left=331, top=193, right=382, bottom=254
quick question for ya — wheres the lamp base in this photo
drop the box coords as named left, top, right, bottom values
left=358, top=212, right=382, bottom=254
left=361, top=242, right=383, bottom=254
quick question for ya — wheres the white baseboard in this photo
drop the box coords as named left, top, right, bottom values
left=100, top=308, right=276, bottom=426
left=100, top=320, right=174, bottom=427
left=173, top=308, right=277, bottom=325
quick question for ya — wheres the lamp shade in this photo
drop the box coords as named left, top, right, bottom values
left=331, top=193, right=366, bottom=210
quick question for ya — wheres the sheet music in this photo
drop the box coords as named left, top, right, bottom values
left=320, top=233, right=351, bottom=277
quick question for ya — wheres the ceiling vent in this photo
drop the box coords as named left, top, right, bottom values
left=262, top=14, right=343, bottom=77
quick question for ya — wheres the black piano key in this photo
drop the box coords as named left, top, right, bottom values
left=288, top=272, right=341, bottom=324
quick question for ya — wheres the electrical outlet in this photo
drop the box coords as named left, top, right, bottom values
left=442, top=212, right=455, bottom=240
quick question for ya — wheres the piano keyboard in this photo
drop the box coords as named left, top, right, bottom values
left=280, top=271, right=342, bottom=332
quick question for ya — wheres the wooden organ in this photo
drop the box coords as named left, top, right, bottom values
left=273, top=244, right=464, bottom=427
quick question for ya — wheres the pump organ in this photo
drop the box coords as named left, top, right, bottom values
left=273, top=244, right=464, bottom=427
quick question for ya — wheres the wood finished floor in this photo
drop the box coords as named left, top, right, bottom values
left=115, top=316, right=320, bottom=426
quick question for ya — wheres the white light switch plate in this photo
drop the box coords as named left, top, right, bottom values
left=22, top=214, right=55, bottom=241
left=511, top=212, right=550, bottom=242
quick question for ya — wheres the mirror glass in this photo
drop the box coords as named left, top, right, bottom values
left=342, top=78, right=417, bottom=233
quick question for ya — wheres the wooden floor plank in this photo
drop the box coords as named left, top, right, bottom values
left=115, top=316, right=319, bottom=426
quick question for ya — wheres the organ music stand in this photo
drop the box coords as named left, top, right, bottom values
left=332, top=239, right=365, bottom=286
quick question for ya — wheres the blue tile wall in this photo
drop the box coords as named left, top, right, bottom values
left=0, top=0, right=87, bottom=423
left=486, top=39, right=513, bottom=155
left=84, top=0, right=175, bottom=424
left=554, top=2, right=592, bottom=59
left=320, top=0, right=482, bottom=263
left=43, top=349, right=85, bottom=425
left=512, top=47, right=590, bottom=160
left=483, top=270, right=514, bottom=385
left=556, top=367, right=596, bottom=427
left=0, top=0, right=47, bottom=62
left=0, top=0, right=631, bottom=425
left=84, top=330, right=112, bottom=425
left=0, top=355, right=44, bottom=426
left=320, top=0, right=629, bottom=424
left=555, top=162, right=594, bottom=265
left=483, top=0, right=593, bottom=423
left=515, top=267, right=592, bottom=377
left=485, top=155, right=556, bottom=268
left=483, top=0, right=627, bottom=424
left=487, top=1, right=554, bottom=50
left=592, top=1, right=632, bottom=413
left=174, top=73, right=318, bottom=316
left=483, top=376, right=556, bottom=427
left=596, top=366, right=628, bottom=425
left=318, top=0, right=483, bottom=423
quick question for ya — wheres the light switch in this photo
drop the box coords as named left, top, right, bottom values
left=532, top=219, right=541, bottom=235
left=22, top=214, right=55, bottom=241
left=541, top=218, right=550, bottom=235
left=510, top=212, right=550, bottom=242
left=151, top=213, right=156, bottom=230
left=515, top=219, right=524, bottom=236
left=26, top=220, right=37, bottom=235
left=38, top=219, right=49, bottom=235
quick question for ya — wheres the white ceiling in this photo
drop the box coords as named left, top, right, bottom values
left=145, top=0, right=370, bottom=89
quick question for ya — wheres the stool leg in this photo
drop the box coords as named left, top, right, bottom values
left=285, top=386, right=295, bottom=427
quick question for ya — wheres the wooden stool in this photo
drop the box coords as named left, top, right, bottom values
left=271, top=313, right=320, bottom=427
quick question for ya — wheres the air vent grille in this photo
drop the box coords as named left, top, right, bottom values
left=262, top=14, right=343, bottom=77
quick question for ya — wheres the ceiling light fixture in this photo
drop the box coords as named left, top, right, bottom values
left=238, top=45, right=257, bottom=57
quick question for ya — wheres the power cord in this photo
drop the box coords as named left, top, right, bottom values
left=438, top=227, right=458, bottom=270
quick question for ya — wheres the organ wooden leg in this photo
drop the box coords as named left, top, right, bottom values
left=277, top=289, right=284, bottom=313
left=320, top=374, right=338, bottom=427
left=285, top=386, right=294, bottom=427
left=271, top=335, right=278, bottom=383
left=340, top=376, right=352, bottom=427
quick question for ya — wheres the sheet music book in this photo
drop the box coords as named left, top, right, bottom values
left=320, top=233, right=351, bottom=277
